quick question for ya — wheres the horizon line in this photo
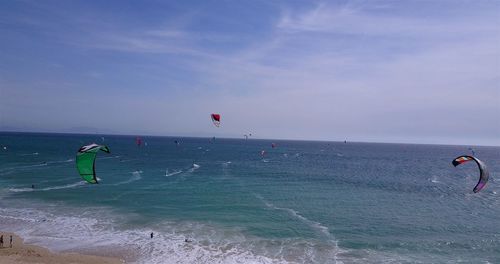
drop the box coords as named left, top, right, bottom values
left=1, top=130, right=498, bottom=148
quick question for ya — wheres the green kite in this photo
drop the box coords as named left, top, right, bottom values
left=76, top=143, right=110, bottom=184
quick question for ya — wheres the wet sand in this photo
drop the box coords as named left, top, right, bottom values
left=0, top=232, right=123, bottom=264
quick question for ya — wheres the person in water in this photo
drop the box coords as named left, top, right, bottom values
left=31, top=184, right=35, bottom=189
left=150, top=232, right=153, bottom=239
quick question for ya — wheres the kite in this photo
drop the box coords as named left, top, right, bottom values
left=211, top=114, right=221, bottom=127
left=452, top=155, right=489, bottom=193
left=135, top=137, right=143, bottom=147
left=76, top=143, right=110, bottom=184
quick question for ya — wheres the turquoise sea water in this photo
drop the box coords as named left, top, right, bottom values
left=0, top=132, right=499, bottom=263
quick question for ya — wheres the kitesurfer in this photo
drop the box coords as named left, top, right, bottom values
left=31, top=184, right=34, bottom=189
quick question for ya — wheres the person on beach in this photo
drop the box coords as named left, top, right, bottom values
left=0, top=235, right=3, bottom=248
left=150, top=232, right=153, bottom=239
left=9, top=235, right=12, bottom=248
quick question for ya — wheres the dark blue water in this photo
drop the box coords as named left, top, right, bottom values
left=0, top=132, right=499, bottom=263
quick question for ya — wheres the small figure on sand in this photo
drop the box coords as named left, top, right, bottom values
left=9, top=235, right=12, bottom=248
left=0, top=235, right=3, bottom=248
left=150, top=232, right=153, bottom=239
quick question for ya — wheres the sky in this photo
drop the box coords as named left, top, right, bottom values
left=0, top=0, right=499, bottom=146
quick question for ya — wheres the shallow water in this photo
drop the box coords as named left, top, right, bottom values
left=0, top=132, right=499, bottom=263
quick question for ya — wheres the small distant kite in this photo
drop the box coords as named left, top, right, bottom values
left=76, top=143, right=110, bottom=184
left=135, top=137, right=143, bottom=147
left=211, top=114, right=221, bottom=127
left=452, top=155, right=489, bottom=193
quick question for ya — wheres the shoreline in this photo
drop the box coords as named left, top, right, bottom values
left=0, top=231, right=123, bottom=264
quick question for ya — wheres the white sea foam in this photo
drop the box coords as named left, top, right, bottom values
left=429, top=176, right=441, bottom=184
left=187, top=164, right=200, bottom=173
left=0, top=206, right=303, bottom=264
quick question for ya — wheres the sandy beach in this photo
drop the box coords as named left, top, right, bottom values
left=0, top=232, right=123, bottom=264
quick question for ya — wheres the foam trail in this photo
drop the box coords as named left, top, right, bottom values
left=8, top=187, right=34, bottom=193
left=41, top=181, right=86, bottom=191
left=0, top=163, right=49, bottom=176
left=113, top=171, right=143, bottom=185
left=9, top=181, right=86, bottom=192
left=18, top=152, right=39, bottom=156
left=254, top=194, right=336, bottom=241
left=47, top=159, right=74, bottom=164
left=165, top=169, right=183, bottom=177
left=97, top=155, right=121, bottom=160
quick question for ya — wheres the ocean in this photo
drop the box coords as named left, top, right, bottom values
left=0, top=132, right=499, bottom=263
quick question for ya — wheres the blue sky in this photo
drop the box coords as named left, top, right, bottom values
left=0, top=0, right=499, bottom=145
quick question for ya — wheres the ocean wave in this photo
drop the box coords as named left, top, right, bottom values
left=0, top=206, right=335, bottom=264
